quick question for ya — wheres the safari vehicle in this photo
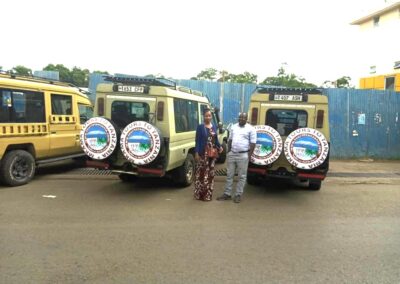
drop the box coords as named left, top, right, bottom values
left=247, top=87, right=330, bottom=190
left=80, top=76, right=228, bottom=186
left=0, top=72, right=93, bottom=186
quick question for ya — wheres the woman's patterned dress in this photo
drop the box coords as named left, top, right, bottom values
left=194, top=127, right=217, bottom=201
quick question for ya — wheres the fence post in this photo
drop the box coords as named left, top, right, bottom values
left=241, top=83, right=245, bottom=113
left=219, top=82, right=224, bottom=123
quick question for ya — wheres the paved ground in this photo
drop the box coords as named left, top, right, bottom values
left=1, top=160, right=400, bottom=283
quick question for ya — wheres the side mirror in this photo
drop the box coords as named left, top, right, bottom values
left=218, top=122, right=225, bottom=134
left=80, top=115, right=88, bottom=124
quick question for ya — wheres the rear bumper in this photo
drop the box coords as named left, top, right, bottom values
left=112, top=167, right=164, bottom=177
left=85, top=160, right=165, bottom=177
left=248, top=166, right=327, bottom=181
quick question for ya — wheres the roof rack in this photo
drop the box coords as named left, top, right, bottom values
left=0, top=70, right=77, bottom=88
left=104, top=75, right=177, bottom=89
left=256, top=86, right=322, bottom=95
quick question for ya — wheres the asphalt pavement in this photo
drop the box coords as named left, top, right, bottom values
left=1, top=160, right=400, bottom=283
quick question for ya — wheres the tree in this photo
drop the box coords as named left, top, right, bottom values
left=43, top=64, right=72, bottom=83
left=193, top=69, right=258, bottom=84
left=92, top=70, right=109, bottom=75
left=195, top=68, right=218, bottom=81
left=12, top=65, right=32, bottom=76
left=43, top=64, right=93, bottom=87
left=71, top=67, right=90, bottom=87
left=322, top=76, right=352, bottom=88
left=336, top=76, right=352, bottom=88
left=229, top=72, right=257, bottom=84
left=261, top=66, right=316, bottom=88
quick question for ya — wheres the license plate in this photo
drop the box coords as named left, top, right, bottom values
left=274, top=94, right=302, bottom=101
left=118, top=85, right=145, bottom=93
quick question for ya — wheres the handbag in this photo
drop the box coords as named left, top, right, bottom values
left=206, top=145, right=218, bottom=158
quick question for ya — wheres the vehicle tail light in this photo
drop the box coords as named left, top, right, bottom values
left=251, top=107, right=258, bottom=125
left=316, top=110, right=324, bottom=128
left=97, top=98, right=104, bottom=116
left=157, top=101, right=164, bottom=121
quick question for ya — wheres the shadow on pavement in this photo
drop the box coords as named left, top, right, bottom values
left=36, top=159, right=81, bottom=176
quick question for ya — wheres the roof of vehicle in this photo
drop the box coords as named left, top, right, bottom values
left=97, top=76, right=210, bottom=103
left=0, top=72, right=90, bottom=99
left=252, top=87, right=328, bottom=103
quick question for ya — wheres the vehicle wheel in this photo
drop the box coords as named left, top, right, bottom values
left=247, top=173, right=262, bottom=186
left=309, top=180, right=322, bottom=190
left=174, top=154, right=195, bottom=187
left=216, top=141, right=227, bottom=164
left=0, top=150, right=36, bottom=186
left=118, top=174, right=138, bottom=182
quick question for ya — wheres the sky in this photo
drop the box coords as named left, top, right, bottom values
left=0, top=0, right=392, bottom=86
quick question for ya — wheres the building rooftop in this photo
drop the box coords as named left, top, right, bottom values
left=351, top=1, right=400, bottom=25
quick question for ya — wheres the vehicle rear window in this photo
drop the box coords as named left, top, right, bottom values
left=111, top=101, right=150, bottom=128
left=265, top=109, right=307, bottom=136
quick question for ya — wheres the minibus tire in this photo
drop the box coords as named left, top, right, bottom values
left=174, top=154, right=195, bottom=187
left=0, top=150, right=35, bottom=187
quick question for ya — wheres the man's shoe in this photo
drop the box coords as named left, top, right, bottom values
left=216, top=194, right=232, bottom=201
left=233, top=195, right=241, bottom=203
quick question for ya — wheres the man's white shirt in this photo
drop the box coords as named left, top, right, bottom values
left=229, top=123, right=257, bottom=153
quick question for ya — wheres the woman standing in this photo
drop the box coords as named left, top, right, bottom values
left=194, top=109, right=223, bottom=201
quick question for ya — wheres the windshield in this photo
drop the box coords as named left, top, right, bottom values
left=111, top=101, right=150, bottom=128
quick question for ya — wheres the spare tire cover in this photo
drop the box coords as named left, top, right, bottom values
left=120, top=121, right=162, bottom=165
left=251, top=125, right=283, bottom=165
left=284, top=128, right=329, bottom=169
left=80, top=117, right=118, bottom=160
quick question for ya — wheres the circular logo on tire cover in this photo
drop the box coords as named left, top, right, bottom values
left=251, top=125, right=283, bottom=165
left=80, top=117, right=118, bottom=160
left=284, top=128, right=329, bottom=169
left=120, top=121, right=161, bottom=165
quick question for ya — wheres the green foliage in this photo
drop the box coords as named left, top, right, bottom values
left=336, top=76, right=352, bottom=88
left=261, top=66, right=316, bottom=88
left=260, top=145, right=273, bottom=154
left=196, top=68, right=218, bottom=81
left=12, top=65, right=32, bottom=76
left=71, top=67, right=90, bottom=88
left=92, top=70, right=109, bottom=75
left=97, top=137, right=107, bottom=145
left=139, top=143, right=150, bottom=151
left=193, top=69, right=257, bottom=83
left=219, top=71, right=258, bottom=84
left=43, top=64, right=72, bottom=83
left=43, top=64, right=92, bottom=87
left=322, top=76, right=352, bottom=88
left=305, top=149, right=318, bottom=157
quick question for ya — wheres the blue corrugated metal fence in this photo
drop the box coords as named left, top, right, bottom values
left=89, top=74, right=400, bottom=159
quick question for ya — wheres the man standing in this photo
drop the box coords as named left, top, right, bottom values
left=217, top=112, right=256, bottom=203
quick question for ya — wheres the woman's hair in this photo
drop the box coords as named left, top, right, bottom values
left=203, top=108, right=211, bottom=115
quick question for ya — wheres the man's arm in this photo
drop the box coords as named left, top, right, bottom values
left=248, top=143, right=256, bottom=160
left=248, top=126, right=257, bottom=159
